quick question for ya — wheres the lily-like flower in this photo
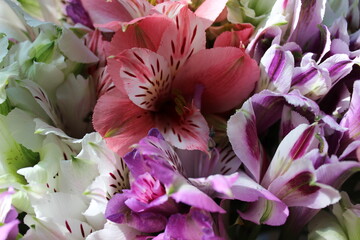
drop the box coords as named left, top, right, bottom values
left=0, top=1, right=99, bottom=139
left=105, top=129, right=225, bottom=233
left=226, top=88, right=360, bottom=228
left=93, top=6, right=260, bottom=155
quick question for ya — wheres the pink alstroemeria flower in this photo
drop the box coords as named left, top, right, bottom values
left=93, top=6, right=260, bottom=155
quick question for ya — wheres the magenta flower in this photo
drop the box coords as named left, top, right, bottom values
left=105, top=129, right=225, bottom=233
left=92, top=7, right=260, bottom=155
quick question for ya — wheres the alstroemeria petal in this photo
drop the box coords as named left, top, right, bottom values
left=262, top=124, right=319, bottom=187
left=150, top=1, right=186, bottom=18
left=173, top=47, right=260, bottom=113
left=213, top=23, right=254, bottom=48
left=23, top=216, right=93, bottom=239
left=247, top=26, right=282, bottom=62
left=170, top=180, right=225, bottom=213
left=319, top=54, right=354, bottom=85
left=135, top=129, right=184, bottom=175
left=0, top=188, right=19, bottom=240
left=333, top=192, right=360, bottom=240
left=340, top=80, right=360, bottom=140
left=65, top=0, right=93, bottom=28
left=81, top=0, right=132, bottom=26
left=213, top=142, right=242, bottom=175
left=109, top=48, right=172, bottom=111
left=316, top=161, right=360, bottom=188
left=157, top=6, right=206, bottom=75
left=55, top=74, right=96, bottom=139
left=308, top=211, right=348, bottom=240
left=156, top=104, right=210, bottom=152
left=227, top=100, right=265, bottom=182
left=268, top=159, right=340, bottom=209
left=242, top=90, right=319, bottom=134
left=106, top=15, right=174, bottom=55
left=87, top=222, right=140, bottom=240
left=280, top=106, right=310, bottom=138
left=189, top=173, right=239, bottom=198
left=288, top=0, right=326, bottom=49
left=6, top=108, right=44, bottom=152
left=194, top=0, right=229, bottom=29
left=291, top=58, right=331, bottom=100
left=257, top=44, right=294, bottom=93
left=232, top=172, right=289, bottom=226
left=23, top=80, right=63, bottom=130
left=92, top=88, right=155, bottom=156
left=0, top=219, right=19, bottom=240
left=0, top=35, right=8, bottom=64
left=57, top=28, right=98, bottom=63
left=162, top=208, right=220, bottom=240
left=0, top=188, right=15, bottom=223
left=32, top=192, right=88, bottom=222
left=81, top=0, right=151, bottom=25
left=105, top=193, right=128, bottom=224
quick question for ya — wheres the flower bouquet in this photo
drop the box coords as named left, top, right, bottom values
left=0, top=0, right=359, bottom=239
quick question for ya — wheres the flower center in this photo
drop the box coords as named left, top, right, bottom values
left=155, top=90, right=189, bottom=121
left=131, top=173, right=166, bottom=204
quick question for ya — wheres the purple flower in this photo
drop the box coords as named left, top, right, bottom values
left=105, top=129, right=225, bottom=233
left=227, top=89, right=360, bottom=235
